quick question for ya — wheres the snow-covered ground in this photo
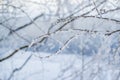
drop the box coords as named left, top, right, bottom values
left=0, top=50, right=120, bottom=80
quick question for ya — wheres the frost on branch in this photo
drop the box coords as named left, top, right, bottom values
left=0, top=0, right=120, bottom=80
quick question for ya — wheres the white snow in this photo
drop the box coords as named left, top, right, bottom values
left=0, top=51, right=120, bottom=80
